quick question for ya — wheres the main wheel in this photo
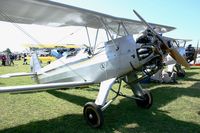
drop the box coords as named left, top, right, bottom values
left=177, top=70, right=185, bottom=77
left=83, top=102, right=104, bottom=128
left=135, top=90, right=153, bottom=109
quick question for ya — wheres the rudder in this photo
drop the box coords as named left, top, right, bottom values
left=30, top=53, right=41, bottom=73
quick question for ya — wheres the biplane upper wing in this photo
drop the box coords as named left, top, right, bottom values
left=162, top=36, right=192, bottom=42
left=0, top=0, right=175, bottom=35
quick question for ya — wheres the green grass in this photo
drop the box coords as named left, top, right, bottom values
left=0, top=61, right=200, bottom=133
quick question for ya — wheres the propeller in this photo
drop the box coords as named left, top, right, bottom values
left=133, top=10, right=190, bottom=69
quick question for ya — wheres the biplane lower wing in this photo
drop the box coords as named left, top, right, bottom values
left=0, top=72, right=36, bottom=78
left=0, top=81, right=93, bottom=93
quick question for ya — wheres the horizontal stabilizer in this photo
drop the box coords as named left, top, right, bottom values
left=0, top=72, right=36, bottom=78
left=0, top=81, right=93, bottom=93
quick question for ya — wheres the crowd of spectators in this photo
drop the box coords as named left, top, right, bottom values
left=0, top=53, right=22, bottom=66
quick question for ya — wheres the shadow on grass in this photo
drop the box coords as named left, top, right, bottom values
left=0, top=82, right=5, bottom=85
left=47, top=90, right=92, bottom=107
left=189, top=66, right=200, bottom=70
left=1, top=82, right=200, bottom=133
left=178, top=71, right=200, bottom=81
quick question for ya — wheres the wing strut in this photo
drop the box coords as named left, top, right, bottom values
left=99, top=18, right=119, bottom=50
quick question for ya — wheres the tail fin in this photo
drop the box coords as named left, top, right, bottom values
left=30, top=53, right=41, bottom=73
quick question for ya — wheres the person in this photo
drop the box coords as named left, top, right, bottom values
left=10, top=54, right=14, bottom=66
left=150, top=68, right=177, bottom=83
left=0, top=55, right=1, bottom=66
left=185, top=44, right=195, bottom=63
left=23, top=53, right=28, bottom=65
left=1, top=54, right=6, bottom=66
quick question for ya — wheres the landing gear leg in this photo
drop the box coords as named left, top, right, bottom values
left=175, top=64, right=185, bottom=77
left=135, top=89, right=153, bottom=109
left=125, top=72, right=153, bottom=109
left=130, top=82, right=153, bottom=109
left=83, top=78, right=116, bottom=128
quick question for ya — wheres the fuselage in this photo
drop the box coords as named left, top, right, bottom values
left=36, top=35, right=149, bottom=84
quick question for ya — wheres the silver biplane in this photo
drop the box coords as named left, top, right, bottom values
left=0, top=0, right=189, bottom=128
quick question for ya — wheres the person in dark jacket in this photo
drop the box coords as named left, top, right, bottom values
left=10, top=54, right=14, bottom=65
left=1, top=55, right=6, bottom=66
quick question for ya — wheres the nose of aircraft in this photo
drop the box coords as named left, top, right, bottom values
left=133, top=10, right=190, bottom=69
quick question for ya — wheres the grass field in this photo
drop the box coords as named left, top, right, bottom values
left=0, top=60, right=200, bottom=133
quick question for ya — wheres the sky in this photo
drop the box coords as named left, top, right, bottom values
left=0, top=0, right=200, bottom=52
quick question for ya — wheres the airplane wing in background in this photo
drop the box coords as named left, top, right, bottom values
left=0, top=0, right=175, bottom=35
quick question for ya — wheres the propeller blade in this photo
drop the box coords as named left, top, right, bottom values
left=169, top=48, right=190, bottom=68
left=133, top=10, right=170, bottom=50
left=133, top=10, right=190, bottom=68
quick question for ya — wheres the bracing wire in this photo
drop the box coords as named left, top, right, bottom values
left=0, top=8, right=87, bottom=82
left=54, top=27, right=84, bottom=44
left=0, top=9, right=41, bottom=45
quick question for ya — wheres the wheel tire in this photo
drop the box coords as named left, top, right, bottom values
left=177, top=70, right=185, bottom=77
left=83, top=102, right=104, bottom=128
left=135, top=90, right=153, bottom=109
